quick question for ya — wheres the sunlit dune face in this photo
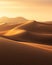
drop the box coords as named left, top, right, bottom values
left=19, top=42, right=52, bottom=52
left=4, top=21, right=32, bottom=36
left=4, top=29, right=26, bottom=36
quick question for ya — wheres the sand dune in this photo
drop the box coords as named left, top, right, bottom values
left=3, top=21, right=52, bottom=45
left=0, top=24, right=17, bottom=35
left=0, top=23, right=20, bottom=35
left=18, top=21, right=52, bottom=33
left=2, top=20, right=52, bottom=35
left=5, top=20, right=33, bottom=31
left=4, top=30, right=52, bottom=45
left=0, top=23, right=18, bottom=31
left=0, top=18, right=52, bottom=65
left=0, top=17, right=28, bottom=32
left=0, top=37, right=52, bottom=65
left=0, top=17, right=29, bottom=35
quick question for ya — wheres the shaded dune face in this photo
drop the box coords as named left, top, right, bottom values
left=0, top=37, right=52, bottom=65
left=3, top=21, right=52, bottom=45
left=19, top=21, right=52, bottom=33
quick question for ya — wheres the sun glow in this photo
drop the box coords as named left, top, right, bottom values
left=0, top=0, right=52, bottom=21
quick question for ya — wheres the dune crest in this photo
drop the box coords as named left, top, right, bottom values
left=18, top=42, right=52, bottom=52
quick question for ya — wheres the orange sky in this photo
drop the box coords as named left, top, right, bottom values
left=0, top=0, right=52, bottom=21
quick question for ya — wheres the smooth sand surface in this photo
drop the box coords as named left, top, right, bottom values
left=0, top=37, right=52, bottom=65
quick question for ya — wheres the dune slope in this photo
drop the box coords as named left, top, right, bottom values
left=4, top=29, right=52, bottom=45
left=3, top=21, right=52, bottom=45
left=0, top=37, right=52, bottom=65
left=18, top=21, right=52, bottom=33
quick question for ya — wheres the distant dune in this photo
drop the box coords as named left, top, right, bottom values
left=0, top=17, right=28, bottom=25
left=0, top=37, right=52, bottom=65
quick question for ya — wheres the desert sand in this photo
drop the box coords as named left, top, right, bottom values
left=0, top=18, right=52, bottom=65
left=0, top=37, right=52, bottom=65
left=3, top=21, right=52, bottom=45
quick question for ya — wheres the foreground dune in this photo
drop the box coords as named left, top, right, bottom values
left=0, top=37, right=52, bottom=65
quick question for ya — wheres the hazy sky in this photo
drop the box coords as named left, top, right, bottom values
left=0, top=0, right=52, bottom=21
